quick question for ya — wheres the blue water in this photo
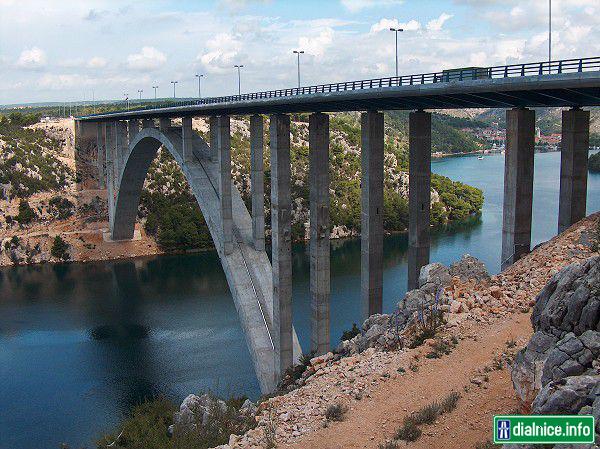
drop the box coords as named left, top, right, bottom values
left=0, top=151, right=598, bottom=449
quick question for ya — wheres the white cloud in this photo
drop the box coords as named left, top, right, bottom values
left=426, top=13, right=453, bottom=31
left=127, top=47, right=167, bottom=71
left=198, top=33, right=242, bottom=72
left=370, top=18, right=421, bottom=34
left=340, top=0, right=403, bottom=13
left=16, top=47, right=47, bottom=69
left=87, top=56, right=107, bottom=69
left=298, top=28, right=334, bottom=57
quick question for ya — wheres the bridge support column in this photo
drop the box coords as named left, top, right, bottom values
left=270, top=114, right=293, bottom=378
left=159, top=118, right=171, bottom=131
left=210, top=116, right=219, bottom=162
left=128, top=120, right=140, bottom=143
left=501, top=107, right=535, bottom=270
left=142, top=119, right=154, bottom=129
left=250, top=115, right=265, bottom=251
left=96, top=124, right=106, bottom=189
left=361, top=111, right=384, bottom=320
left=558, top=108, right=589, bottom=234
left=182, top=117, right=194, bottom=163
left=218, top=116, right=233, bottom=255
left=104, top=123, right=116, bottom=232
left=309, top=113, right=330, bottom=355
left=408, top=111, right=431, bottom=291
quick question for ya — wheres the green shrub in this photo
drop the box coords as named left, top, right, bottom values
left=341, top=323, right=361, bottom=342
left=51, top=236, right=70, bottom=261
left=395, top=417, right=422, bottom=442
left=589, top=152, right=600, bottom=173
left=15, top=200, right=36, bottom=224
left=49, top=196, right=75, bottom=220
left=325, top=403, right=347, bottom=422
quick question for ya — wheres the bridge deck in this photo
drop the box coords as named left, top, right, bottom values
left=79, top=71, right=600, bottom=122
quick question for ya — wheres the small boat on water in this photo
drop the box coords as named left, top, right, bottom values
left=477, top=155, right=484, bottom=160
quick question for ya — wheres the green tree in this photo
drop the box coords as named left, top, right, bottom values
left=51, top=236, right=70, bottom=261
left=15, top=200, right=36, bottom=224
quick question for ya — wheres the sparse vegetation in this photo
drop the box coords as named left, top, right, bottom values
left=394, top=392, right=460, bottom=443
left=589, top=152, right=600, bottom=173
left=15, top=200, right=36, bottom=224
left=51, top=236, right=70, bottom=261
left=325, top=403, right=347, bottom=422
left=425, top=337, right=457, bottom=359
left=378, top=440, right=400, bottom=449
left=341, top=323, right=361, bottom=342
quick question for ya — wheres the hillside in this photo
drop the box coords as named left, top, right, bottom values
left=0, top=111, right=483, bottom=265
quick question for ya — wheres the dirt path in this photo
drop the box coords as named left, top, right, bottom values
left=286, top=312, right=532, bottom=449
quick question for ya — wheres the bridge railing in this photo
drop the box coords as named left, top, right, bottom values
left=81, top=56, right=600, bottom=117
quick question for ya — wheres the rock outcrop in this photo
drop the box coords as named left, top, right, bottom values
left=512, top=256, right=600, bottom=405
left=510, top=255, right=600, bottom=447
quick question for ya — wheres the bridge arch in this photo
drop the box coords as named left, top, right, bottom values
left=108, top=124, right=300, bottom=393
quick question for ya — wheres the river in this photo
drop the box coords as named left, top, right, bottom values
left=1, top=151, right=599, bottom=449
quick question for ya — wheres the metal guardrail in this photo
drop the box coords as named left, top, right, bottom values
left=82, top=57, right=600, bottom=118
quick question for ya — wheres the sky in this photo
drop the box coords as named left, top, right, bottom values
left=0, top=0, right=598, bottom=105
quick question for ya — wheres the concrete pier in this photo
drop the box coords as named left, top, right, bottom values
left=217, top=116, right=233, bottom=255
left=501, top=108, right=535, bottom=270
left=250, top=115, right=265, bottom=251
left=210, top=116, right=219, bottom=162
left=142, top=119, right=154, bottom=129
left=361, top=111, right=384, bottom=320
left=159, top=118, right=171, bottom=131
left=104, top=123, right=116, bottom=232
left=182, top=117, right=194, bottom=162
left=309, top=112, right=330, bottom=355
left=96, top=124, right=106, bottom=189
left=558, top=108, right=590, bottom=234
left=270, top=114, right=293, bottom=376
left=408, top=111, right=431, bottom=290
left=128, top=120, right=139, bottom=142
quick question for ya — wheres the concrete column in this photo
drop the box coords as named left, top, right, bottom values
left=127, top=120, right=139, bottom=142
left=361, top=111, right=384, bottom=320
left=114, top=121, right=128, bottom=186
left=96, top=123, right=106, bottom=189
left=270, top=114, right=293, bottom=378
left=250, top=115, right=265, bottom=251
left=218, top=116, right=233, bottom=255
left=159, top=118, right=171, bottom=131
left=104, top=123, right=116, bottom=230
left=501, top=108, right=535, bottom=270
left=558, top=108, right=590, bottom=234
left=209, top=116, right=219, bottom=162
left=408, top=111, right=431, bottom=290
left=182, top=116, right=194, bottom=162
left=309, top=113, right=330, bottom=355
left=142, top=119, right=154, bottom=129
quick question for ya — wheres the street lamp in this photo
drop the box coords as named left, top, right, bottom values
left=548, top=0, right=552, bottom=73
left=124, top=93, right=129, bottom=111
left=389, top=27, right=404, bottom=77
left=171, top=81, right=178, bottom=99
left=152, top=85, right=158, bottom=100
left=293, top=50, right=304, bottom=88
left=234, top=65, right=244, bottom=96
left=138, top=89, right=143, bottom=101
left=195, top=74, right=204, bottom=98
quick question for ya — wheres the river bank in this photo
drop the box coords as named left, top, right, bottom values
left=221, top=213, right=599, bottom=449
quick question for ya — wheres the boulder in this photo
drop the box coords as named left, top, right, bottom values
left=239, top=399, right=257, bottom=416
left=449, top=254, right=490, bottom=282
left=418, top=262, right=452, bottom=291
left=173, top=393, right=228, bottom=430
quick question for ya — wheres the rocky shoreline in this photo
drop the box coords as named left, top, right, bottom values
left=171, top=213, right=598, bottom=449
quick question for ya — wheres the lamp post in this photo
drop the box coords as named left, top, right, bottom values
left=171, top=81, right=178, bottom=99
left=152, top=85, right=158, bottom=100
left=548, top=0, right=552, bottom=73
left=234, top=64, right=244, bottom=96
left=293, top=50, right=304, bottom=88
left=195, top=74, right=204, bottom=98
left=138, top=89, right=143, bottom=101
left=389, top=27, right=404, bottom=77
left=124, top=93, right=129, bottom=111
